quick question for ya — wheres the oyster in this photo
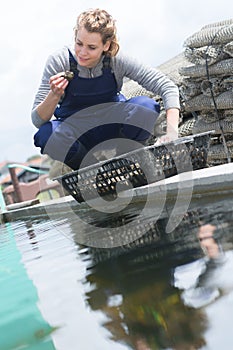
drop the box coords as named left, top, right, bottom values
left=62, top=71, right=74, bottom=81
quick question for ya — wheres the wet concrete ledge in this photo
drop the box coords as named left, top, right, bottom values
left=1, top=163, right=233, bottom=223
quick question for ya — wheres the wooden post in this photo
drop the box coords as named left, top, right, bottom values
left=0, top=185, right=6, bottom=213
left=8, top=167, right=23, bottom=203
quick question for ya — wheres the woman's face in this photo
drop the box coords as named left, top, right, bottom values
left=75, top=27, right=110, bottom=68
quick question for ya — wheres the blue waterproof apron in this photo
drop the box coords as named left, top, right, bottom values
left=54, top=50, right=123, bottom=119
left=34, top=50, right=160, bottom=169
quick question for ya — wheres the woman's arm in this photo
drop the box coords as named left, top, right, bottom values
left=156, top=107, right=180, bottom=144
left=113, top=52, right=180, bottom=110
left=36, top=75, right=69, bottom=122
left=31, top=46, right=70, bottom=128
left=113, top=53, right=180, bottom=142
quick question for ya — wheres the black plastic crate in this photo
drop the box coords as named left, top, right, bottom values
left=55, top=131, right=212, bottom=203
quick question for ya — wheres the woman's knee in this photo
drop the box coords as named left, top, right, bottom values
left=34, top=120, right=63, bottom=150
left=34, top=122, right=53, bottom=150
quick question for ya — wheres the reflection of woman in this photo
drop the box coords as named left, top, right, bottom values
left=175, top=223, right=225, bottom=309
left=198, top=224, right=220, bottom=258
left=32, top=8, right=180, bottom=170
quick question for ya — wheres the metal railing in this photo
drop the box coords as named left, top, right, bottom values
left=0, top=163, right=49, bottom=213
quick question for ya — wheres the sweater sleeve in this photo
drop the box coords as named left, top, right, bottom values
left=112, top=52, right=180, bottom=111
left=31, top=46, right=70, bottom=128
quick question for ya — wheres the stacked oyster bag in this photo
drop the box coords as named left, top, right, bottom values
left=179, top=19, right=233, bottom=164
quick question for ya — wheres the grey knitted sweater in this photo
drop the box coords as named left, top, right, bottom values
left=31, top=45, right=180, bottom=128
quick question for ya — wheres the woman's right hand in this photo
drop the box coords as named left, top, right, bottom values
left=36, top=72, right=71, bottom=122
left=49, top=73, right=69, bottom=98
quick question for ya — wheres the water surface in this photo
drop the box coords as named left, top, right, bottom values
left=1, top=192, right=233, bottom=349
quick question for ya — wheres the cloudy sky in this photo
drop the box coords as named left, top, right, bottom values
left=1, top=0, right=232, bottom=162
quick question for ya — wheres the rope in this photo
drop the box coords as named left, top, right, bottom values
left=204, top=25, right=231, bottom=163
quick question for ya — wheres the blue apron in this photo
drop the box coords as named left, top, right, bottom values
left=54, top=50, right=123, bottom=119
left=34, top=50, right=160, bottom=169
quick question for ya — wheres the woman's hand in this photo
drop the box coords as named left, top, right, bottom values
left=155, top=108, right=180, bottom=145
left=49, top=73, right=69, bottom=98
left=36, top=72, right=70, bottom=122
left=155, top=131, right=178, bottom=145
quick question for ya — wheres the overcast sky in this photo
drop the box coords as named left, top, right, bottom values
left=1, top=0, right=232, bottom=162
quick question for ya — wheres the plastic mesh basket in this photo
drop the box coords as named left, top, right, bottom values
left=55, top=131, right=212, bottom=203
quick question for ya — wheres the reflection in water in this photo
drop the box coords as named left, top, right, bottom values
left=5, top=196, right=233, bottom=349
left=85, top=250, right=207, bottom=349
left=79, top=207, right=233, bottom=350
left=25, top=221, right=39, bottom=250
left=174, top=222, right=232, bottom=311
left=198, top=223, right=220, bottom=259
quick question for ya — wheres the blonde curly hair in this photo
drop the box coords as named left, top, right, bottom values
left=74, top=8, right=120, bottom=56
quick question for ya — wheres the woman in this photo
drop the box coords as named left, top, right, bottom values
left=32, top=8, right=180, bottom=170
